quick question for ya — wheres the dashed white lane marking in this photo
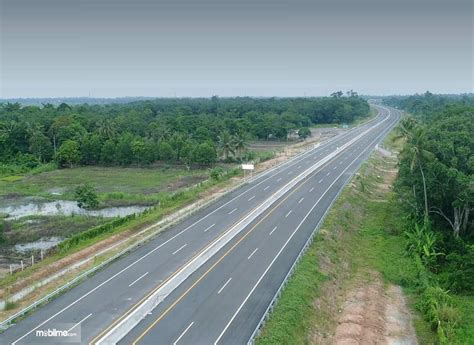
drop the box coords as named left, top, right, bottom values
left=269, top=226, right=278, bottom=235
left=217, top=278, right=232, bottom=294
left=285, top=210, right=292, bottom=218
left=129, top=272, right=149, bottom=287
left=309, top=187, right=314, bottom=192
left=298, top=197, right=304, bottom=204
left=172, top=244, right=187, bottom=255
left=173, top=322, right=194, bottom=345
left=264, top=186, right=270, bottom=191
left=248, top=195, right=256, bottom=201
left=203, top=223, right=216, bottom=232
left=247, top=248, right=259, bottom=260
left=67, top=313, right=92, bottom=333
left=228, top=208, right=237, bottom=215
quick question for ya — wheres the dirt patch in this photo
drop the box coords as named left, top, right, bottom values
left=334, top=272, right=417, bottom=345
left=309, top=150, right=416, bottom=345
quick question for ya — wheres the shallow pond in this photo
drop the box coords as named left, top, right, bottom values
left=14, top=237, right=63, bottom=253
left=0, top=200, right=150, bottom=220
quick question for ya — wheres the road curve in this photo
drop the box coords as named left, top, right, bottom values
left=118, top=106, right=399, bottom=345
left=1, top=105, right=399, bottom=345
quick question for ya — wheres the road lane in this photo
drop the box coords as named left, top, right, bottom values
left=119, top=107, right=399, bottom=344
left=1, top=106, right=393, bottom=345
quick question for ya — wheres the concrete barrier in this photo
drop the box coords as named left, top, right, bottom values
left=96, top=113, right=390, bottom=344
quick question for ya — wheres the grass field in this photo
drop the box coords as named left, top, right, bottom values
left=0, top=165, right=212, bottom=260
left=0, top=166, right=208, bottom=206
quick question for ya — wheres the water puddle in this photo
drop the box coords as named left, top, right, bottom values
left=0, top=200, right=150, bottom=220
left=14, top=237, right=63, bottom=253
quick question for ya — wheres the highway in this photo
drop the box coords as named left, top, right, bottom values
left=0, top=105, right=399, bottom=345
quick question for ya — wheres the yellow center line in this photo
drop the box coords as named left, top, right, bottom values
left=92, top=126, right=356, bottom=345
left=131, top=160, right=326, bottom=345
left=89, top=200, right=263, bottom=344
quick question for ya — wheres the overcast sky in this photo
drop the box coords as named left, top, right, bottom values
left=1, top=0, right=472, bottom=98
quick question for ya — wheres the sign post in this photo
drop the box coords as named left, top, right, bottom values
left=241, top=163, right=255, bottom=178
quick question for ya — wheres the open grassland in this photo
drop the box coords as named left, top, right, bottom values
left=0, top=166, right=208, bottom=207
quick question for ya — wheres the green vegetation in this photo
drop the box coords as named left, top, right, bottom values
left=0, top=96, right=369, bottom=172
left=0, top=166, right=208, bottom=206
left=257, top=94, right=474, bottom=345
left=383, top=93, right=473, bottom=343
left=0, top=95, right=369, bottom=261
left=74, top=184, right=99, bottom=209
left=257, top=147, right=430, bottom=345
left=0, top=166, right=242, bottom=288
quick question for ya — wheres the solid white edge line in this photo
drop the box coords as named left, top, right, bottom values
left=129, top=272, right=149, bottom=287
left=214, top=107, right=397, bottom=344
left=102, top=117, right=389, bottom=339
left=10, top=110, right=388, bottom=344
left=173, top=321, right=194, bottom=345
left=217, top=278, right=232, bottom=295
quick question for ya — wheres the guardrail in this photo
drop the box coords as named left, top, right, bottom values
left=0, top=109, right=387, bottom=332
left=246, top=109, right=399, bottom=344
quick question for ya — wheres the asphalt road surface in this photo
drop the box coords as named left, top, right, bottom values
left=1, top=105, right=399, bottom=345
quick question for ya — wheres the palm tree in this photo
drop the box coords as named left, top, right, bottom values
left=97, top=119, right=117, bottom=141
left=217, top=130, right=234, bottom=160
left=399, top=118, right=431, bottom=218
left=232, top=132, right=247, bottom=159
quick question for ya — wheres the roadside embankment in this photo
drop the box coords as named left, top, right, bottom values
left=256, top=133, right=439, bottom=344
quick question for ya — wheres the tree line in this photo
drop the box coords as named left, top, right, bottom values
left=384, top=93, right=473, bottom=342
left=386, top=92, right=473, bottom=291
left=0, top=95, right=369, bottom=169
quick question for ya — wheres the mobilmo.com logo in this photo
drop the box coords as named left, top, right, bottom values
left=36, top=328, right=77, bottom=337
left=33, top=323, right=81, bottom=343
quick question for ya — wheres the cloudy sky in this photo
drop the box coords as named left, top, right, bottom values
left=0, top=0, right=472, bottom=98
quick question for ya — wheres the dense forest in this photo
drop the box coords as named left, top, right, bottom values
left=0, top=95, right=369, bottom=171
left=384, top=93, right=473, bottom=342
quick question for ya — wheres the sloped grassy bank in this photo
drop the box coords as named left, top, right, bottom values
left=256, top=136, right=473, bottom=344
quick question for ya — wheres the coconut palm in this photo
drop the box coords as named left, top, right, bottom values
left=217, top=130, right=234, bottom=160
left=398, top=118, right=432, bottom=218
left=232, top=131, right=247, bottom=159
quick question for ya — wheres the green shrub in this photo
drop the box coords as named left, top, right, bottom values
left=440, top=244, right=474, bottom=294
left=74, top=184, right=99, bottom=209
left=57, top=215, right=135, bottom=254
left=405, top=221, right=443, bottom=271
left=417, top=285, right=460, bottom=344
left=210, top=167, right=224, bottom=180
